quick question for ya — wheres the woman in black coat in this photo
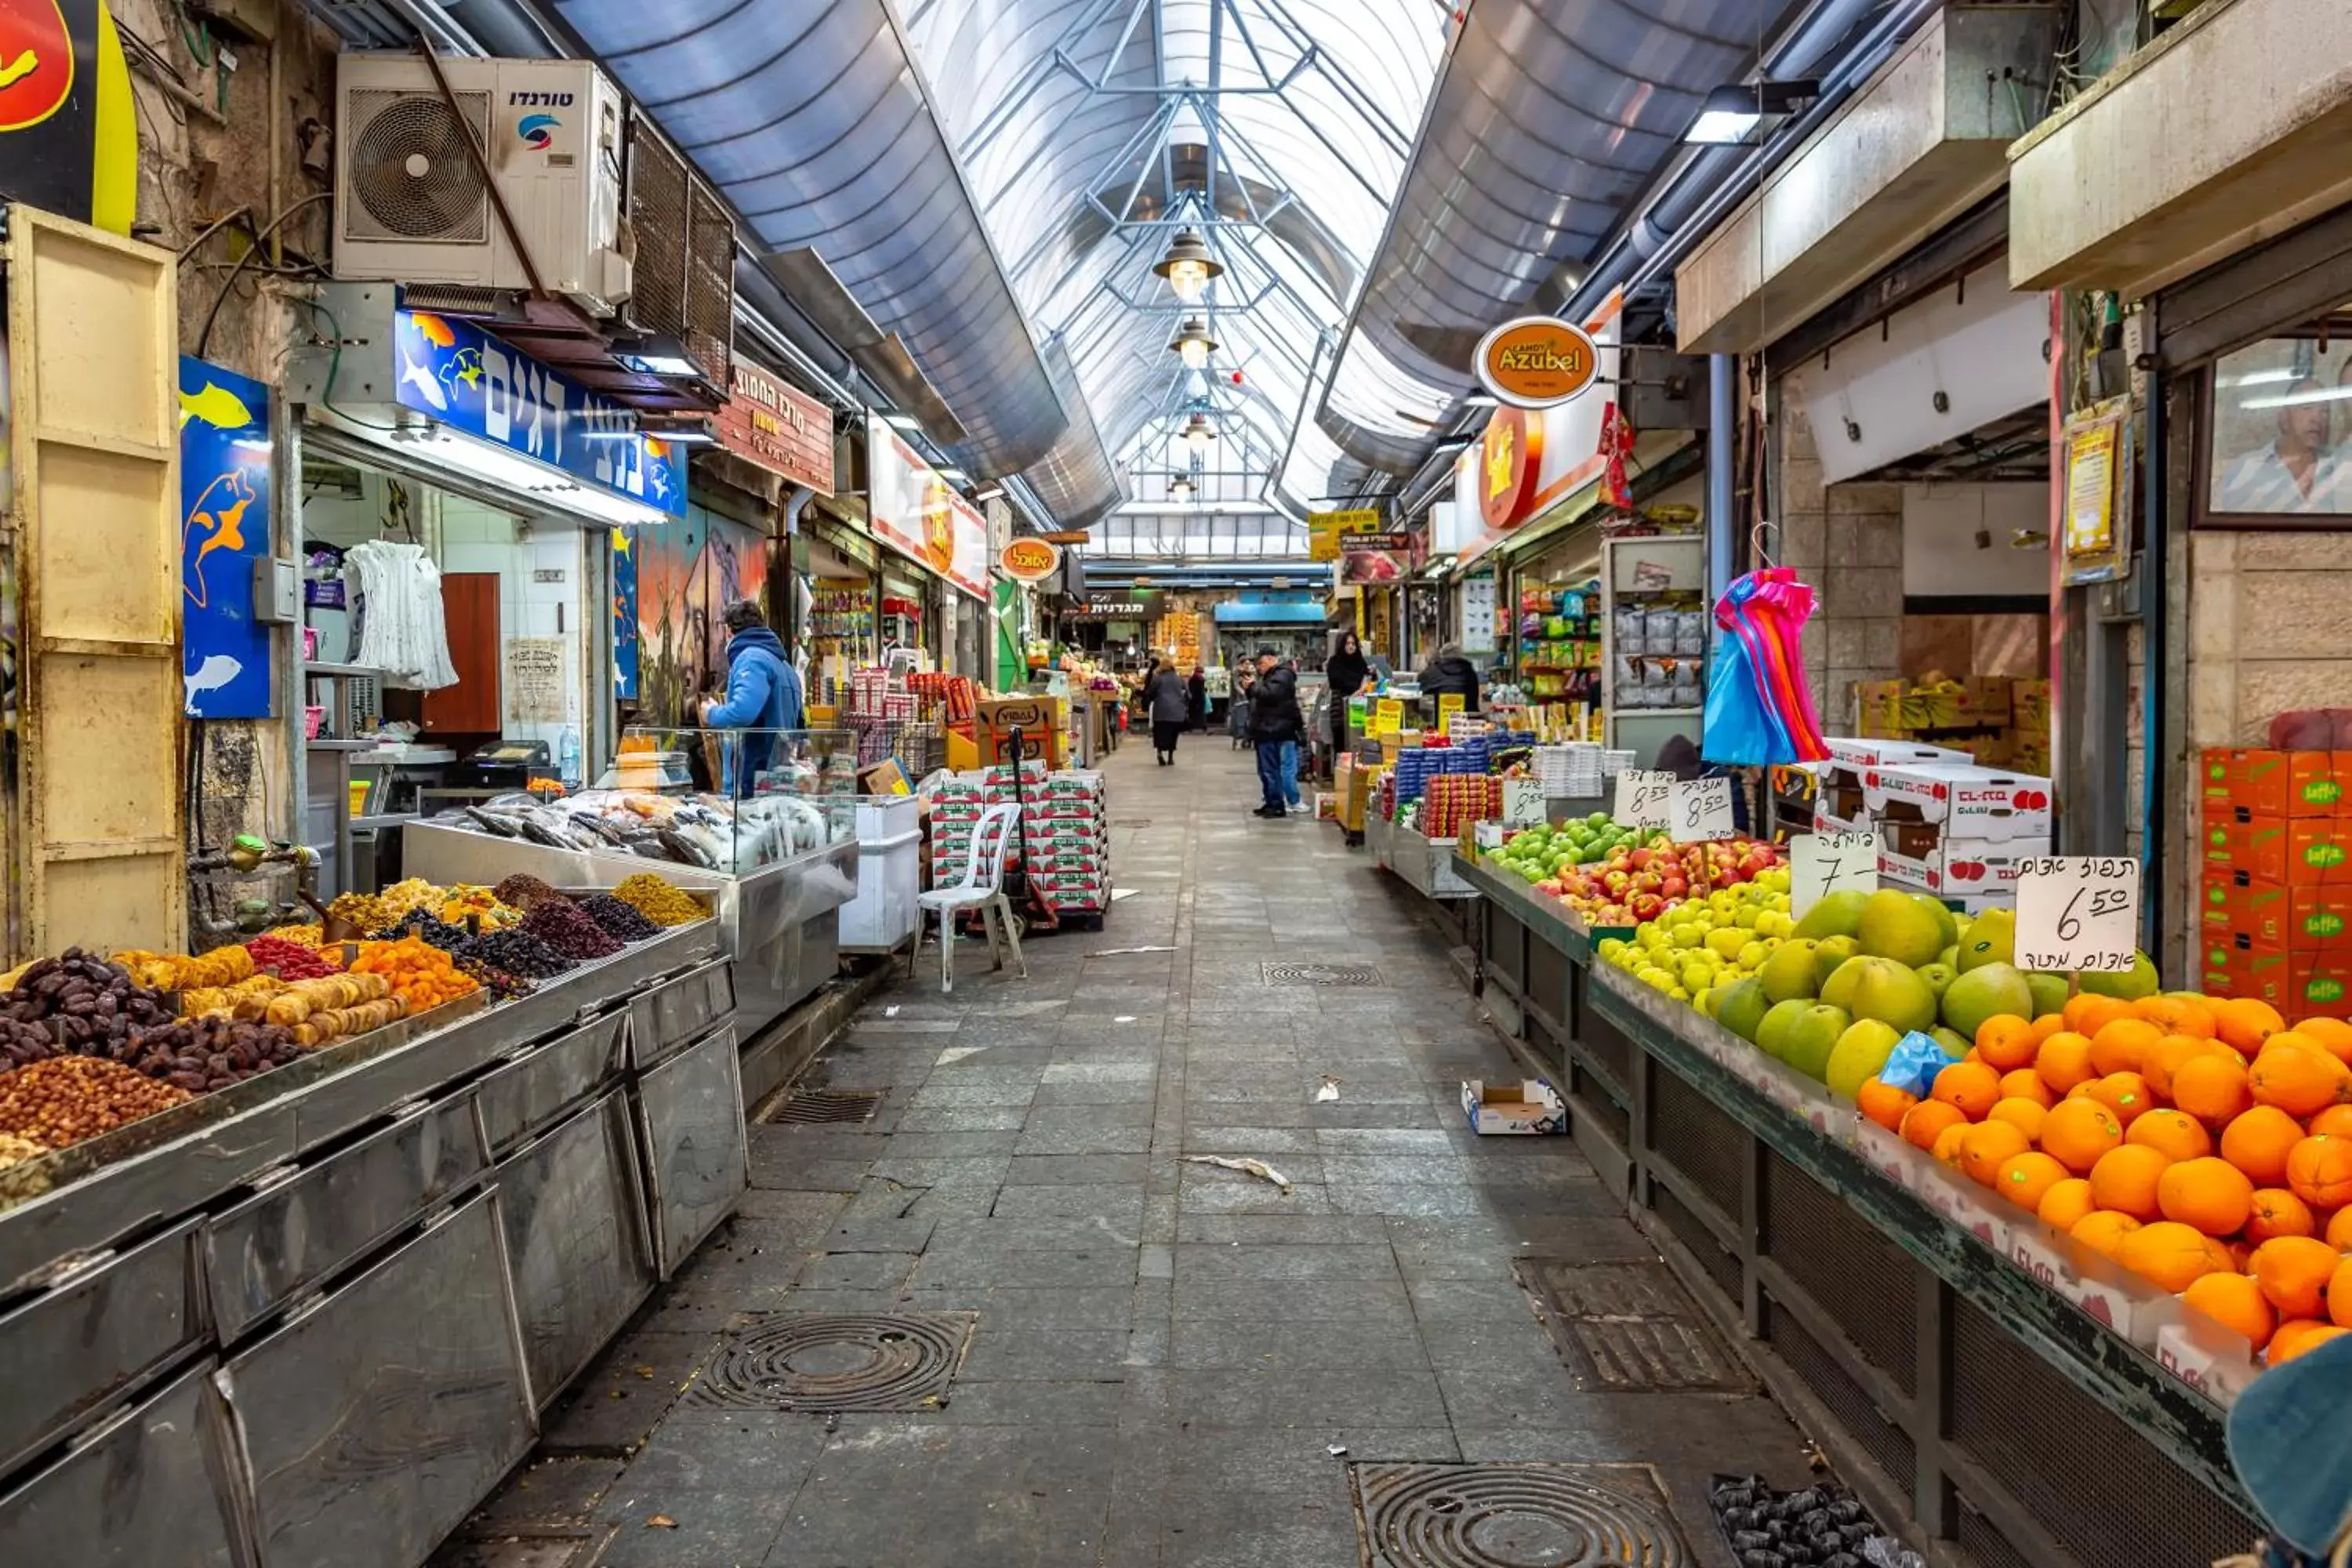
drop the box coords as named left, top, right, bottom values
left=1324, top=632, right=1371, bottom=757
left=1186, top=666, right=1208, bottom=731
left=1145, top=661, right=1191, bottom=764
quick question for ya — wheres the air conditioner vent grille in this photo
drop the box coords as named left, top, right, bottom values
left=347, top=89, right=491, bottom=243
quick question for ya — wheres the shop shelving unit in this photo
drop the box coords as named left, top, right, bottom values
left=1599, top=532, right=1706, bottom=766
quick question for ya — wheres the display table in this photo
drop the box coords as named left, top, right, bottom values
left=1450, top=848, right=2262, bottom=1568
left=0, top=920, right=742, bottom=1568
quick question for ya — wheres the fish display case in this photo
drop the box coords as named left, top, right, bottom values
left=403, top=730, right=863, bottom=1035
left=0, top=914, right=742, bottom=1568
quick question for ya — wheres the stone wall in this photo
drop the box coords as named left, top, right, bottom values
left=1775, top=377, right=1906, bottom=730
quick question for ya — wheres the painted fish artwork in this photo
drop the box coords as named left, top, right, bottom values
left=179, top=357, right=272, bottom=718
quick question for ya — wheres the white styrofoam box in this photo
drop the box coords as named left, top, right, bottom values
left=1860, top=763, right=2054, bottom=838
left=1824, top=737, right=1974, bottom=775
left=855, top=796, right=921, bottom=841
left=841, top=830, right=921, bottom=949
left=1875, top=836, right=2044, bottom=898
left=2155, top=1321, right=2256, bottom=1410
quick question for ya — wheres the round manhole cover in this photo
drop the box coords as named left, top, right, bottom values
left=685, top=1312, right=972, bottom=1412
left=1358, top=1463, right=1690, bottom=1568
left=1261, top=961, right=1385, bottom=986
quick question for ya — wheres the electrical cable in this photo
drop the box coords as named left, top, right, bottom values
left=193, top=191, right=333, bottom=358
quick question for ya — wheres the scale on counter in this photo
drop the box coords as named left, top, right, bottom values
left=457, top=739, right=551, bottom=791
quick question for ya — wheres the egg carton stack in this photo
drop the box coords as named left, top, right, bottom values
left=1016, top=771, right=1111, bottom=913
left=1599, top=749, right=1638, bottom=779
left=1533, top=743, right=1603, bottom=796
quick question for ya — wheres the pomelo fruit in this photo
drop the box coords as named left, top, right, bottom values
left=1782, top=1004, right=1853, bottom=1081
left=1826, top=1018, right=1903, bottom=1097
left=1930, top=1025, right=1972, bottom=1058
left=1791, top=888, right=1868, bottom=941
left=1940, top=963, right=2035, bottom=1044
left=1811, top=935, right=1861, bottom=991
left=1957, top=908, right=2016, bottom=971
left=1758, top=940, right=1822, bottom=1004
left=1911, top=893, right=1960, bottom=952
left=2079, top=950, right=2160, bottom=1001
left=1839, top=956, right=1938, bottom=1033
left=1755, top=999, right=1813, bottom=1062
left=1715, top=977, right=1771, bottom=1044
left=2025, top=971, right=2071, bottom=1020
left=1915, top=961, right=1958, bottom=1004
left=1856, top=889, right=1947, bottom=967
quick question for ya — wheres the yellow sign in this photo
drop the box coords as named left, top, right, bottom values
left=1308, top=507, right=1379, bottom=563
left=1373, top=699, right=1405, bottom=736
left=1438, top=693, right=1465, bottom=734
left=2064, top=416, right=2118, bottom=555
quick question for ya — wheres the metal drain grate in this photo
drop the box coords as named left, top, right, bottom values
left=1261, top=961, right=1385, bottom=986
left=1354, top=1461, right=1691, bottom=1567
left=761, top=1087, right=884, bottom=1126
left=1516, top=1260, right=1755, bottom=1393
left=683, top=1312, right=973, bottom=1412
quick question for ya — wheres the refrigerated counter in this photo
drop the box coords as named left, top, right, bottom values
left=0, top=918, right=744, bottom=1568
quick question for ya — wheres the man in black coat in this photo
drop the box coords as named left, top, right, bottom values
left=1417, top=642, right=1482, bottom=715
left=1246, top=650, right=1304, bottom=818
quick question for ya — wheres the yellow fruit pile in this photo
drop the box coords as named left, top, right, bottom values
left=1862, top=992, right=2352, bottom=1368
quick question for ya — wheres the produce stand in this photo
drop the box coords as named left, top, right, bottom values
left=1383, top=821, right=1477, bottom=902
left=1452, top=846, right=2263, bottom=1568
left=0, top=916, right=742, bottom=1568
left=404, top=807, right=858, bottom=1044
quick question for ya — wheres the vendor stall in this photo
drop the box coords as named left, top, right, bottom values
left=401, top=728, right=862, bottom=1039
left=0, top=885, right=741, bottom=1568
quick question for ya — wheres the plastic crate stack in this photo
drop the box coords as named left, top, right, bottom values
left=1011, top=769, right=1110, bottom=913
left=1421, top=776, right=1502, bottom=840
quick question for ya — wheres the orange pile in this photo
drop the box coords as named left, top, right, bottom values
left=1864, top=991, right=2352, bottom=1366
left=349, top=936, right=481, bottom=1011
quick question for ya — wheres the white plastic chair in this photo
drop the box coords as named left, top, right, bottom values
left=916, top=801, right=1029, bottom=993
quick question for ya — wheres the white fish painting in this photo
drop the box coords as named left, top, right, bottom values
left=183, top=654, right=242, bottom=713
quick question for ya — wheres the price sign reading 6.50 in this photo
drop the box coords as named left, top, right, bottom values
left=2014, top=856, right=2142, bottom=974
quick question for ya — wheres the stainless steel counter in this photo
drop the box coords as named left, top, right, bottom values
left=401, top=820, right=858, bottom=1034
left=0, top=916, right=745, bottom=1568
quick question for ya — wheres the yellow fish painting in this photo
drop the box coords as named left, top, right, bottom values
left=179, top=379, right=253, bottom=431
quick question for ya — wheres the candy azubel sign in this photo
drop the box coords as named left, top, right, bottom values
left=998, top=537, right=1062, bottom=583
left=1475, top=315, right=1602, bottom=409
left=391, top=310, right=688, bottom=518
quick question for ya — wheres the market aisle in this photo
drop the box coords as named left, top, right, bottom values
left=441, top=739, right=1813, bottom=1568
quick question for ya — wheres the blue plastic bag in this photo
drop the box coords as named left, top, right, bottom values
left=1879, top=1031, right=1962, bottom=1100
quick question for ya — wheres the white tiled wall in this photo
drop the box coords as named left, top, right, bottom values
left=437, top=507, right=591, bottom=757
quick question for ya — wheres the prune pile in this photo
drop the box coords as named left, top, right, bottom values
left=373, top=909, right=472, bottom=951
left=521, top=899, right=622, bottom=960
left=0, top=949, right=174, bottom=1063
left=122, top=1016, right=306, bottom=1094
left=579, top=894, right=660, bottom=942
left=1708, top=1476, right=1921, bottom=1568
left=457, top=927, right=573, bottom=980
left=493, top=873, right=568, bottom=912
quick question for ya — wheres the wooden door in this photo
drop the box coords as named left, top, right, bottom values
left=5, top=209, right=184, bottom=960
left=422, top=573, right=501, bottom=732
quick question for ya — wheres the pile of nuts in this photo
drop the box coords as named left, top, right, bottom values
left=492, top=873, right=568, bottom=913
left=0, top=1057, right=192, bottom=1147
left=611, top=873, right=703, bottom=927
left=124, top=1017, right=307, bottom=1092
left=580, top=894, right=661, bottom=943
left=521, top=899, right=622, bottom=961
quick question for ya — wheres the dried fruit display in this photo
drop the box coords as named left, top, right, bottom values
left=610, top=873, right=702, bottom=927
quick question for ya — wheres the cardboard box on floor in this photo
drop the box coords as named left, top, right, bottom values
left=979, top=697, right=1066, bottom=767
left=1461, top=1078, right=1566, bottom=1135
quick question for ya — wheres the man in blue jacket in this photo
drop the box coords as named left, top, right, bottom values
left=700, top=598, right=804, bottom=794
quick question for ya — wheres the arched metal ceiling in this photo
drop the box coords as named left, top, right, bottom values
left=1316, top=0, right=1793, bottom=480
left=903, top=0, right=1448, bottom=517
left=546, top=0, right=1080, bottom=484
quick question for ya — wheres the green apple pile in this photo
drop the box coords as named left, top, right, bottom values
left=1490, top=815, right=1659, bottom=886
left=1593, top=868, right=1796, bottom=1011
left=1610, top=888, right=2152, bottom=1104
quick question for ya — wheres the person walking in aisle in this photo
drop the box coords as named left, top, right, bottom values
left=1324, top=630, right=1371, bottom=764
left=1247, top=648, right=1304, bottom=818
left=1186, top=666, right=1208, bottom=731
left=699, top=598, right=804, bottom=797
left=1144, top=659, right=1190, bottom=765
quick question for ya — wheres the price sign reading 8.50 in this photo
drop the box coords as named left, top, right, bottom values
left=1670, top=778, right=1737, bottom=841
left=1613, top=770, right=1675, bottom=830
left=2014, top=857, right=2142, bottom=974
left=1791, top=831, right=1880, bottom=920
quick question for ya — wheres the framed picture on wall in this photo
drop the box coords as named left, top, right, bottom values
left=2200, top=334, right=2352, bottom=527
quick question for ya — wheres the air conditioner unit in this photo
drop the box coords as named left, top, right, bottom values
left=333, top=54, right=632, bottom=316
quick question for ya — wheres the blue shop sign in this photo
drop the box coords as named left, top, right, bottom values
left=392, top=310, right=688, bottom=518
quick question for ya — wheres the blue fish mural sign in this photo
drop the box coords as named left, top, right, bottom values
left=179, top=356, right=272, bottom=718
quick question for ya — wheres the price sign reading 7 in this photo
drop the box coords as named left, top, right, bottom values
left=1791, top=831, right=1879, bottom=920
left=2014, top=856, right=2142, bottom=974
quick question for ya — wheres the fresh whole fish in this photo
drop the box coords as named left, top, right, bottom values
left=464, top=807, right=521, bottom=837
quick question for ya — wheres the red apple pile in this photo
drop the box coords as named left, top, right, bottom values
left=1542, top=837, right=1781, bottom=927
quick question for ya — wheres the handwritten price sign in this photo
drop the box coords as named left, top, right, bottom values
left=1613, top=770, right=1674, bottom=830
left=1791, top=831, right=1880, bottom=919
left=1670, top=778, right=1737, bottom=841
left=2015, top=856, right=2142, bottom=973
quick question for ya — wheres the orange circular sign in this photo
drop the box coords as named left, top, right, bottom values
left=1475, top=315, right=1602, bottom=408
left=1478, top=406, right=1544, bottom=532
left=999, top=537, right=1062, bottom=582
